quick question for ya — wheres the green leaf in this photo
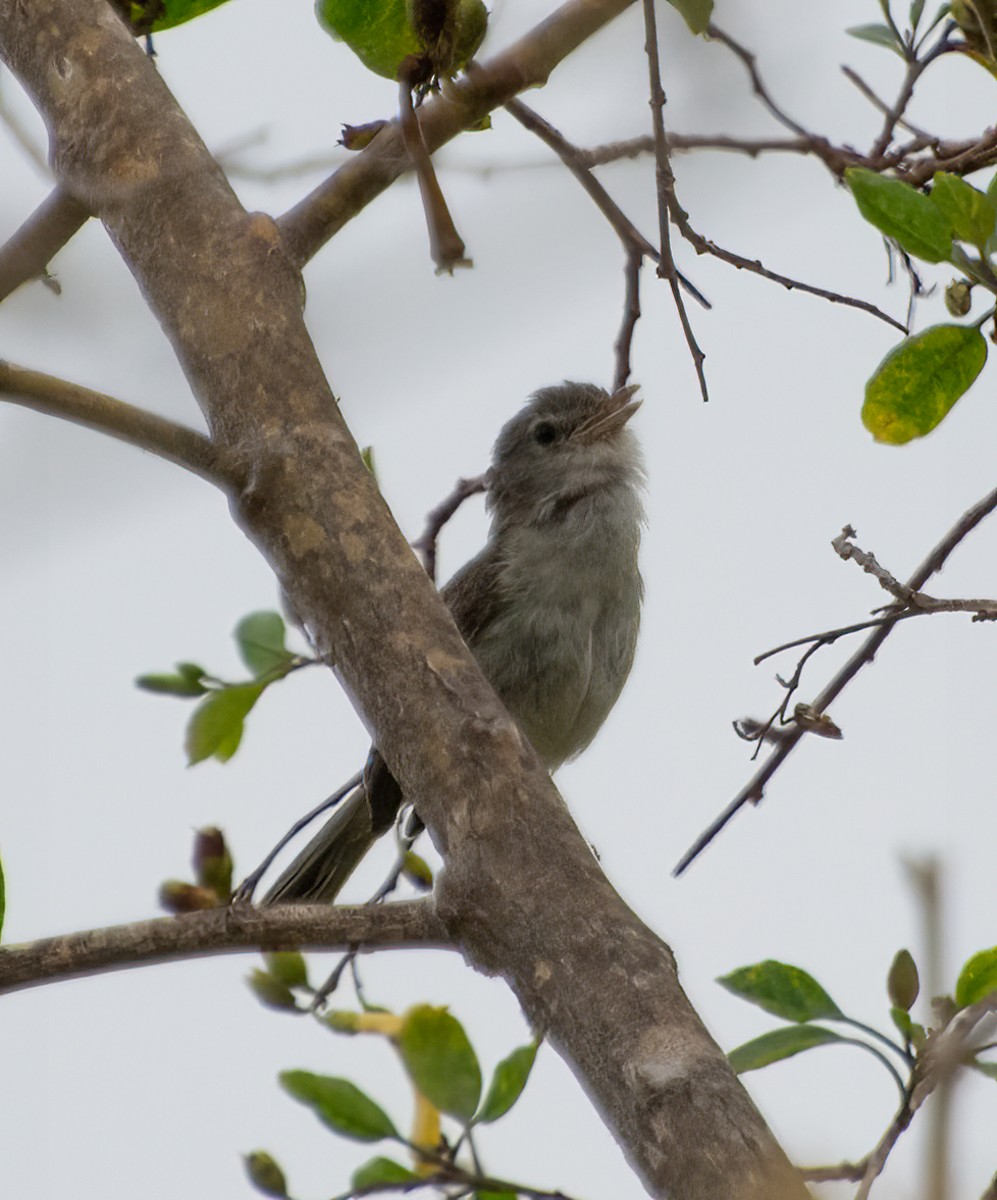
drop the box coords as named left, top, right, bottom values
left=846, top=167, right=954, bottom=262
left=397, top=1005, right=482, bottom=1122
left=474, top=1192, right=518, bottom=1200
left=972, top=1060, right=997, bottom=1080
left=862, top=323, right=987, bottom=443
left=728, top=1025, right=844, bottom=1073
left=185, top=682, right=265, bottom=764
left=846, top=22, right=904, bottom=52
left=718, top=961, right=844, bottom=1023
left=476, top=1042, right=538, bottom=1124
left=890, top=1005, right=915, bottom=1041
left=235, top=611, right=293, bottom=677
left=112, top=0, right=232, bottom=34
left=929, top=172, right=997, bottom=249
left=247, top=969, right=299, bottom=1012
left=351, top=1157, right=419, bottom=1189
left=667, top=0, right=713, bottom=35
left=955, top=946, right=997, bottom=1007
left=264, top=951, right=309, bottom=990
left=316, top=0, right=487, bottom=81
left=887, top=949, right=920, bottom=1011
left=243, top=1151, right=288, bottom=1198
left=910, top=0, right=926, bottom=31
left=279, top=1071, right=399, bottom=1142
left=135, top=667, right=209, bottom=697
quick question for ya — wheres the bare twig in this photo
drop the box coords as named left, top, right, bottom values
left=0, top=900, right=449, bottom=996
left=502, top=97, right=709, bottom=310
left=614, top=245, right=642, bottom=390
left=833, top=525, right=997, bottom=617
left=0, top=187, right=90, bottom=302
left=412, top=472, right=488, bottom=583
left=707, top=24, right=812, bottom=139
left=643, top=0, right=709, bottom=402
left=398, top=58, right=472, bottom=274
left=840, top=66, right=932, bottom=142
left=666, top=202, right=909, bottom=332
left=799, top=1160, right=869, bottom=1183
left=870, top=32, right=955, bottom=159
left=675, top=482, right=997, bottom=874
left=0, top=359, right=236, bottom=486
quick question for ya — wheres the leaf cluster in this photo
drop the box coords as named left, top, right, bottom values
left=136, top=611, right=312, bottom=766
left=847, top=168, right=997, bottom=442
left=719, top=947, right=997, bottom=1090
left=244, top=983, right=541, bottom=1200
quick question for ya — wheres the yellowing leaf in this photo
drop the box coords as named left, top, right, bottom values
left=863, top=324, right=987, bottom=443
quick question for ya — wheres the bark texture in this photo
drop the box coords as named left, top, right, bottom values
left=0, top=3, right=809, bottom=1196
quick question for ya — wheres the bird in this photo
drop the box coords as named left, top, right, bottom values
left=263, top=380, right=645, bottom=904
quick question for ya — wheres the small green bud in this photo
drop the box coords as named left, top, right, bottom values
left=192, top=826, right=233, bottom=899
left=158, top=880, right=221, bottom=913
left=888, top=949, right=920, bottom=1010
left=945, top=279, right=973, bottom=317
left=244, top=1151, right=288, bottom=1198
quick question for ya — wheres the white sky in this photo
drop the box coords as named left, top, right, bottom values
left=1, top=1, right=996, bottom=1198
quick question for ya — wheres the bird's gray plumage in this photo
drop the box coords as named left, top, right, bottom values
left=264, top=381, right=644, bottom=904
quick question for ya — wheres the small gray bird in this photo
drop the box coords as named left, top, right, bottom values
left=265, top=381, right=644, bottom=903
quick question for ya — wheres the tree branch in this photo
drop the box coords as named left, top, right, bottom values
left=643, top=0, right=708, bottom=401
left=277, top=0, right=640, bottom=266
left=0, top=186, right=90, bottom=301
left=0, top=901, right=448, bottom=996
left=0, top=359, right=236, bottom=486
left=676, top=482, right=997, bottom=874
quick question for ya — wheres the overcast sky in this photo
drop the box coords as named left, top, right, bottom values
left=2, top=2, right=996, bottom=1198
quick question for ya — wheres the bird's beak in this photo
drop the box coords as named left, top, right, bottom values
left=573, top=384, right=642, bottom=444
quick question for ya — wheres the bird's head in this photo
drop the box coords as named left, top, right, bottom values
left=487, top=382, right=644, bottom=529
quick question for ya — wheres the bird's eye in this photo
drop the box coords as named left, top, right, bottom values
left=533, top=422, right=557, bottom=446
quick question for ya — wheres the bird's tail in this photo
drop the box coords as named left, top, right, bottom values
left=263, top=755, right=403, bottom=904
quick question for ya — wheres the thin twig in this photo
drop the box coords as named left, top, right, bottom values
left=643, top=0, right=709, bottom=402
left=799, top=1159, right=869, bottom=1183
left=412, top=472, right=488, bottom=584
left=833, top=525, right=997, bottom=617
left=0, top=359, right=235, bottom=486
left=840, top=66, right=932, bottom=142
left=614, top=246, right=642, bottom=390
left=870, top=32, right=955, bottom=159
left=675, top=482, right=997, bottom=874
left=707, top=25, right=813, bottom=139
left=0, top=187, right=90, bottom=302
left=503, top=97, right=709, bottom=309
left=398, top=58, right=472, bottom=274
left=665, top=204, right=909, bottom=333
left=0, top=901, right=448, bottom=996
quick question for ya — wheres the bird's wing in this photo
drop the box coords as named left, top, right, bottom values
left=441, top=544, right=506, bottom=648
